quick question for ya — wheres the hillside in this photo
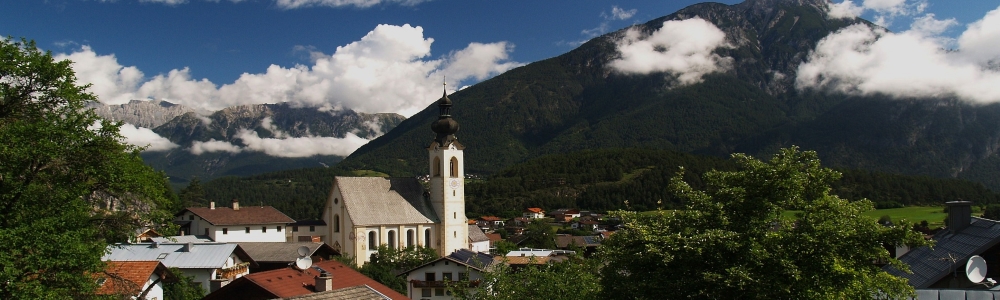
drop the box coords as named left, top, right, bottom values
left=336, top=0, right=1000, bottom=191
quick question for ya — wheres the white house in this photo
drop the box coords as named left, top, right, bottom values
left=175, top=199, right=295, bottom=243
left=399, top=249, right=495, bottom=300
left=468, top=225, right=490, bottom=253
left=286, top=219, right=327, bottom=242
left=97, top=261, right=173, bottom=300
left=322, top=86, right=469, bottom=266
left=103, top=242, right=255, bottom=294
left=522, top=207, right=545, bottom=219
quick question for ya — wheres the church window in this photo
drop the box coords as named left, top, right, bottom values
left=407, top=229, right=415, bottom=247
left=454, top=231, right=457, bottom=238
left=334, top=215, right=341, bottom=232
left=425, top=229, right=431, bottom=247
left=449, top=157, right=458, bottom=177
left=454, top=212, right=456, bottom=219
left=334, top=198, right=339, bottom=205
left=368, top=231, right=377, bottom=249
left=433, top=157, right=442, bottom=177
left=387, top=230, right=397, bottom=250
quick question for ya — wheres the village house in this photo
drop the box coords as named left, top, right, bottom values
left=468, top=225, right=490, bottom=253
left=103, top=242, right=255, bottom=293
left=549, top=208, right=581, bottom=222
left=523, top=207, right=545, bottom=219
left=235, top=242, right=340, bottom=273
left=321, top=86, right=470, bottom=266
left=287, top=219, right=328, bottom=242
left=399, top=249, right=495, bottom=300
left=476, top=216, right=505, bottom=230
left=203, top=259, right=406, bottom=300
left=95, top=261, right=175, bottom=300
left=174, top=199, right=295, bottom=243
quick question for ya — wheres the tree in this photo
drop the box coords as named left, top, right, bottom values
left=177, top=177, right=205, bottom=209
left=448, top=258, right=601, bottom=300
left=521, top=219, right=556, bottom=249
left=598, top=147, right=928, bottom=299
left=0, top=38, right=175, bottom=298
left=358, top=245, right=439, bottom=293
left=163, top=267, right=205, bottom=300
left=982, top=204, right=1000, bottom=221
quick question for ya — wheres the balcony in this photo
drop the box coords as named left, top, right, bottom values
left=410, top=279, right=481, bottom=288
left=216, top=262, right=250, bottom=280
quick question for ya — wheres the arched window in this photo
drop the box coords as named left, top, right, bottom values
left=387, top=230, right=397, bottom=250
left=407, top=229, right=415, bottom=247
left=368, top=231, right=377, bottom=250
left=433, top=157, right=442, bottom=177
left=334, top=215, right=340, bottom=232
left=425, top=228, right=432, bottom=247
left=449, top=157, right=458, bottom=177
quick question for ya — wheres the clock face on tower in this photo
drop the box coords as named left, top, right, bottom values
left=449, top=178, right=460, bottom=189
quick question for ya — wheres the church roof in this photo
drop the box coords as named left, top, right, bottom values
left=334, top=177, right=438, bottom=226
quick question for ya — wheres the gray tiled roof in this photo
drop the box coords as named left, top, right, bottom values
left=278, top=285, right=390, bottom=300
left=885, top=217, right=1000, bottom=288
left=447, top=249, right=494, bottom=270
left=103, top=243, right=241, bottom=269
left=334, top=177, right=438, bottom=226
left=468, top=225, right=490, bottom=242
left=237, top=242, right=328, bottom=262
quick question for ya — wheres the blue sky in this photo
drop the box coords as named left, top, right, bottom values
left=2, top=0, right=999, bottom=157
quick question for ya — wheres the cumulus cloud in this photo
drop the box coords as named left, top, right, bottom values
left=609, top=17, right=733, bottom=86
left=118, top=123, right=179, bottom=151
left=610, top=6, right=637, bottom=20
left=190, top=139, right=243, bottom=155
left=60, top=24, right=521, bottom=117
left=825, top=0, right=926, bottom=26
left=796, top=7, right=1000, bottom=103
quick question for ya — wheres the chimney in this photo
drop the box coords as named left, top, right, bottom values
left=315, top=271, right=333, bottom=292
left=210, top=201, right=215, bottom=210
left=947, top=201, right=973, bottom=233
left=232, top=199, right=239, bottom=211
left=185, top=242, right=194, bottom=252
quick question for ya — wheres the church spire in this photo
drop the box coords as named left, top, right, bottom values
left=430, top=80, right=459, bottom=146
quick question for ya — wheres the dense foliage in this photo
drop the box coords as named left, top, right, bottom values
left=448, top=258, right=601, bottom=300
left=598, top=147, right=928, bottom=299
left=342, top=245, right=438, bottom=294
left=0, top=38, right=175, bottom=298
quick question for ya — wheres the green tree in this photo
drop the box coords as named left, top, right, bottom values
left=982, top=204, right=1000, bottom=221
left=598, top=147, right=928, bottom=299
left=177, top=177, right=205, bottom=209
left=358, top=245, right=438, bottom=294
left=163, top=267, right=205, bottom=300
left=448, top=258, right=601, bottom=300
left=0, top=38, right=175, bottom=298
left=521, top=219, right=556, bottom=249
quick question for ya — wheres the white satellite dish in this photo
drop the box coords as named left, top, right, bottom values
left=966, top=255, right=988, bottom=283
left=297, top=246, right=310, bottom=257
left=294, top=256, right=313, bottom=270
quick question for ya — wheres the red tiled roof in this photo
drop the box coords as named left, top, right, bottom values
left=524, top=207, right=544, bottom=213
left=97, top=261, right=171, bottom=296
left=486, top=233, right=503, bottom=242
left=468, top=219, right=477, bottom=225
left=183, top=206, right=295, bottom=225
left=480, top=216, right=504, bottom=221
left=204, top=260, right=406, bottom=300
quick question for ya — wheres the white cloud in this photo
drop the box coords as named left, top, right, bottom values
left=273, top=0, right=426, bottom=9
left=235, top=129, right=370, bottom=157
left=59, top=24, right=521, bottom=117
left=140, top=0, right=188, bottom=4
left=609, top=18, right=733, bottom=86
left=118, top=123, right=179, bottom=151
left=796, top=7, right=1000, bottom=103
left=825, top=0, right=925, bottom=26
left=610, top=6, right=637, bottom=20
left=189, top=139, right=243, bottom=155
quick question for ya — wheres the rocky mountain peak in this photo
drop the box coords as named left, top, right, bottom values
left=88, top=99, right=196, bottom=128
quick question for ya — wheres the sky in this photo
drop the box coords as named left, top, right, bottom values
left=2, top=0, right=999, bottom=157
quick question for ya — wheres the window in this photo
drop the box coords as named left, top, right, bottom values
left=454, top=231, right=457, bottom=238
left=277, top=226, right=282, bottom=232
left=425, top=229, right=431, bottom=247
left=334, top=215, right=340, bottom=233
left=157, top=253, right=168, bottom=260
left=433, top=157, right=441, bottom=177
left=422, top=289, right=432, bottom=297
left=442, top=272, right=453, bottom=281
left=435, top=289, right=444, bottom=296
left=368, top=231, right=377, bottom=249
left=387, top=230, right=397, bottom=250
left=449, top=157, right=458, bottom=177
left=407, top=229, right=414, bottom=247
left=262, top=226, right=267, bottom=233
left=204, top=228, right=209, bottom=236
left=310, top=226, right=315, bottom=232
left=459, top=272, right=468, bottom=280
left=222, top=228, right=228, bottom=235
left=245, top=227, right=250, bottom=233
left=293, top=226, right=298, bottom=232
left=188, top=215, right=194, bottom=220
left=425, top=272, right=435, bottom=281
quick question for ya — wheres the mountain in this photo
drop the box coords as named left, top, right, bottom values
left=338, top=0, right=1000, bottom=191
left=90, top=100, right=405, bottom=186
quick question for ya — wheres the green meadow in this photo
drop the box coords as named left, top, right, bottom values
left=782, top=206, right=961, bottom=228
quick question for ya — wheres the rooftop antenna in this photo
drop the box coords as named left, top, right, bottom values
left=293, top=246, right=312, bottom=270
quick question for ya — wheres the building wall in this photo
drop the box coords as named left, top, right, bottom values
left=210, top=224, right=286, bottom=243
left=469, top=240, right=489, bottom=253
left=405, top=261, right=484, bottom=300
left=141, top=273, right=164, bottom=300
left=428, top=143, right=468, bottom=258
left=286, top=224, right=327, bottom=242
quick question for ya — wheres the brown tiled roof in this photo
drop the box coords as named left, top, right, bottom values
left=204, top=259, right=406, bottom=300
left=525, top=207, right=544, bottom=213
left=485, top=233, right=503, bottom=243
left=480, top=216, right=504, bottom=221
left=334, top=177, right=438, bottom=226
left=467, top=219, right=477, bottom=225
left=96, top=261, right=173, bottom=296
left=183, top=206, right=294, bottom=226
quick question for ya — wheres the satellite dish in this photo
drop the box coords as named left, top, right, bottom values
left=297, top=246, right=310, bottom=257
left=294, top=256, right=313, bottom=270
left=966, top=255, right=988, bottom=283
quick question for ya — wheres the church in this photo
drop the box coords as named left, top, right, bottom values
left=321, top=86, right=470, bottom=266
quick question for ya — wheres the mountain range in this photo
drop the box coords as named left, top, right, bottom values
left=336, top=0, right=1000, bottom=192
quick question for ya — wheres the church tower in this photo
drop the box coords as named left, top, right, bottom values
left=428, top=82, right=468, bottom=257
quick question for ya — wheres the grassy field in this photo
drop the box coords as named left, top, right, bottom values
left=782, top=206, right=962, bottom=228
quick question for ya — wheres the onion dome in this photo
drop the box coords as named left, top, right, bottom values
left=431, top=82, right=459, bottom=145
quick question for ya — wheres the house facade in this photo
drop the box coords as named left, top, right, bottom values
left=103, top=242, right=254, bottom=293
left=175, top=200, right=295, bottom=243
left=322, top=86, right=469, bottom=265
left=523, top=208, right=545, bottom=219
left=96, top=261, right=174, bottom=300
left=400, top=249, right=494, bottom=300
